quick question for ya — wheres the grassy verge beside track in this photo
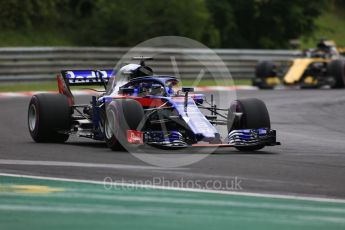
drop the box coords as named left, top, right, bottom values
left=0, top=174, right=344, bottom=230
left=0, top=79, right=252, bottom=92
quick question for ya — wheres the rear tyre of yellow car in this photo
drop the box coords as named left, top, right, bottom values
left=254, top=61, right=278, bottom=89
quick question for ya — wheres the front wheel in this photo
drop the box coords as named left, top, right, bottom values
left=100, top=109, right=121, bottom=150
left=102, top=99, right=144, bottom=151
left=227, top=98, right=271, bottom=151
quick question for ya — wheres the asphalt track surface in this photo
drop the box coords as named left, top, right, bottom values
left=1, top=89, right=345, bottom=199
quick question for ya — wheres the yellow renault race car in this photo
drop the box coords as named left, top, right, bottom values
left=253, top=40, right=345, bottom=89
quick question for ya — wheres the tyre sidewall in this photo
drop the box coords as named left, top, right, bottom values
left=328, top=60, right=345, bottom=88
left=28, top=94, right=71, bottom=143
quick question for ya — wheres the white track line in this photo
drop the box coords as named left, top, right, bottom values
left=1, top=173, right=345, bottom=204
left=0, top=159, right=184, bottom=170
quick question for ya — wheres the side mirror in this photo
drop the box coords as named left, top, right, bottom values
left=182, top=87, right=194, bottom=93
left=119, top=87, right=135, bottom=95
left=182, top=87, right=194, bottom=112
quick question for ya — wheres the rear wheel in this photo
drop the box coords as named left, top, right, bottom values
left=327, top=59, right=345, bottom=89
left=227, top=98, right=271, bottom=151
left=254, top=61, right=278, bottom=89
left=28, top=94, right=71, bottom=143
left=103, top=99, right=144, bottom=151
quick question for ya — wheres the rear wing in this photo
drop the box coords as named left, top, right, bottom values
left=57, top=69, right=115, bottom=106
left=61, top=70, right=115, bottom=86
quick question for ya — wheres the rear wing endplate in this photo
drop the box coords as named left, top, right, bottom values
left=57, top=69, right=115, bottom=106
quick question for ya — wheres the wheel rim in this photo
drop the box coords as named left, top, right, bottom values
left=228, top=101, right=244, bottom=132
left=104, top=110, right=115, bottom=139
left=28, top=104, right=37, bottom=132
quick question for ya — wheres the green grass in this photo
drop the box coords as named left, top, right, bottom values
left=0, top=79, right=251, bottom=92
left=2, top=175, right=345, bottom=230
left=0, top=82, right=58, bottom=92
left=0, top=81, right=101, bottom=92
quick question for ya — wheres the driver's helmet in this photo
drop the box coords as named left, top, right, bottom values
left=165, top=79, right=180, bottom=95
left=317, top=39, right=330, bottom=51
left=316, top=39, right=337, bottom=52
left=315, top=39, right=339, bottom=58
left=137, top=82, right=164, bottom=96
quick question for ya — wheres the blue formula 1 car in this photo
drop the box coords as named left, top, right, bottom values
left=28, top=57, right=280, bottom=151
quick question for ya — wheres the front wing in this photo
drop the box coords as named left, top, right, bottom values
left=127, top=128, right=280, bottom=148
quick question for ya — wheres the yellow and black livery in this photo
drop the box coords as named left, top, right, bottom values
left=253, top=40, right=345, bottom=89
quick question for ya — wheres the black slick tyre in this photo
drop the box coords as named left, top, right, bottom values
left=227, top=98, right=271, bottom=151
left=28, top=93, right=71, bottom=143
